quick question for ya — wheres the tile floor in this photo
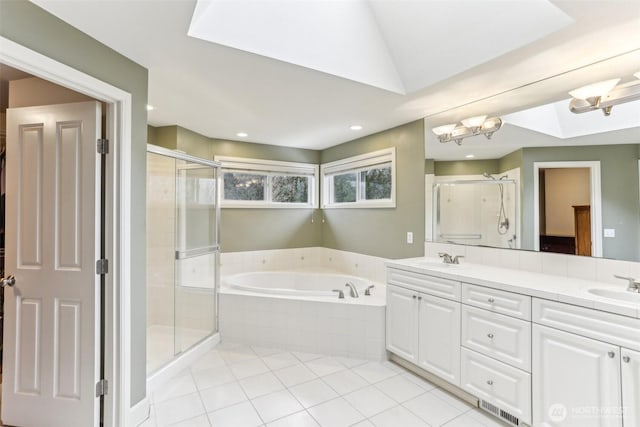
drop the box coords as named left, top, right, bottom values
left=140, top=342, right=508, bottom=427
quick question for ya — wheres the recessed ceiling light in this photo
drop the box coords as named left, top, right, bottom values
left=146, top=104, right=155, bottom=111
left=349, top=125, right=363, bottom=131
left=236, top=132, right=248, bottom=138
left=465, top=154, right=475, bottom=158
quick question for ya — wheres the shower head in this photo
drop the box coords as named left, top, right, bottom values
left=483, top=172, right=508, bottom=180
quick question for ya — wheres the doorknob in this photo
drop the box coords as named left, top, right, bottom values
left=1, top=275, right=16, bottom=288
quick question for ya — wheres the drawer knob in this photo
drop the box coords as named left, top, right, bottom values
left=608, top=351, right=615, bottom=358
left=487, top=380, right=493, bottom=385
left=487, top=298, right=495, bottom=303
left=623, top=356, right=631, bottom=363
left=413, top=295, right=417, bottom=299
left=487, top=333, right=494, bottom=339
left=418, top=296, right=422, bottom=300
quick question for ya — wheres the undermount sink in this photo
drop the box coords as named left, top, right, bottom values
left=588, top=288, right=640, bottom=303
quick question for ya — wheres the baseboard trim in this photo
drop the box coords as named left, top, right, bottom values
left=389, top=353, right=479, bottom=408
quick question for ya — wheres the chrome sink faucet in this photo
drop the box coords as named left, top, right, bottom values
left=614, top=275, right=640, bottom=292
left=438, top=252, right=464, bottom=264
left=345, top=282, right=359, bottom=298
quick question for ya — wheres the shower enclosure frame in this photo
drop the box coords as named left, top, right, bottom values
left=432, top=178, right=520, bottom=249
left=146, top=144, right=221, bottom=371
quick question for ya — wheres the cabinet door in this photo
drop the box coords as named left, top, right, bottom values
left=386, top=284, right=419, bottom=363
left=621, top=348, right=640, bottom=427
left=418, top=293, right=461, bottom=386
left=533, top=324, right=622, bottom=427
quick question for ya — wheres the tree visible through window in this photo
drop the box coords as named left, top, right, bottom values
left=363, top=167, right=392, bottom=200
left=333, top=173, right=357, bottom=203
left=272, top=175, right=308, bottom=203
left=321, top=148, right=395, bottom=208
left=223, top=172, right=265, bottom=201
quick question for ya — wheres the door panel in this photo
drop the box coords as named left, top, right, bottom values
left=418, top=293, right=461, bottom=386
left=3, top=101, right=101, bottom=427
left=386, top=284, right=419, bottom=363
left=532, top=324, right=622, bottom=427
left=621, top=348, right=640, bottom=427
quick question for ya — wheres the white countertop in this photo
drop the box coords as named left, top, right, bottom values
left=385, top=257, right=640, bottom=319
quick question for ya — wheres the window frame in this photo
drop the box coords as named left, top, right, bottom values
left=216, top=156, right=319, bottom=208
left=321, top=147, right=396, bottom=209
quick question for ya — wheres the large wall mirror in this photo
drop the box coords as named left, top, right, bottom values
left=424, top=49, right=640, bottom=262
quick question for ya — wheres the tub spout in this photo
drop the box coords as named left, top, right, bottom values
left=332, top=289, right=345, bottom=299
left=345, top=282, right=359, bottom=298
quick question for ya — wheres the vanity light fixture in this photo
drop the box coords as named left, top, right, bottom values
left=465, top=154, right=475, bottom=159
left=432, top=116, right=503, bottom=145
left=146, top=104, right=155, bottom=111
left=569, top=75, right=640, bottom=116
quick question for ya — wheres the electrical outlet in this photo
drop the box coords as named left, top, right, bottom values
left=604, top=228, right=616, bottom=238
left=407, top=231, right=414, bottom=244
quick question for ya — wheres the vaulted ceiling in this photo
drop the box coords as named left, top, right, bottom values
left=31, top=0, right=640, bottom=151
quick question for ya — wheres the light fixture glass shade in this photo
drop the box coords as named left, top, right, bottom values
left=634, top=71, right=640, bottom=80
left=461, top=115, right=487, bottom=128
left=432, top=124, right=457, bottom=136
left=569, top=78, right=620, bottom=100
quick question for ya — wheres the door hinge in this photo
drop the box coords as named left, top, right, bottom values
left=96, top=259, right=109, bottom=275
left=97, top=138, right=109, bottom=154
left=96, top=379, right=108, bottom=397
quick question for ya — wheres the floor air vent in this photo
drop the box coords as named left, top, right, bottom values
left=480, top=400, right=520, bottom=426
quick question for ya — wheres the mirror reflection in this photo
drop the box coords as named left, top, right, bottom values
left=425, top=55, right=640, bottom=262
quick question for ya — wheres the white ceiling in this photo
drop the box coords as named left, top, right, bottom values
left=29, top=0, right=640, bottom=151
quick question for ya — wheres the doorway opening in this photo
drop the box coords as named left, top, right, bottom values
left=533, top=161, right=603, bottom=257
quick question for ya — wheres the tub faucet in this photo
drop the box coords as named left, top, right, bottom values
left=332, top=289, right=345, bottom=299
left=365, top=285, right=375, bottom=296
left=345, top=282, right=359, bottom=298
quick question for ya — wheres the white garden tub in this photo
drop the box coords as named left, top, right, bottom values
left=219, top=270, right=386, bottom=360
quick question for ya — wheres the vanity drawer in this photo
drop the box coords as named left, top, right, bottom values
left=387, top=267, right=460, bottom=301
left=461, top=305, right=531, bottom=372
left=461, top=348, right=531, bottom=425
left=533, top=298, right=640, bottom=351
left=462, top=283, right=531, bottom=320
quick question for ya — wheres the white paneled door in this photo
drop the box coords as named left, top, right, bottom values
left=3, top=101, right=102, bottom=427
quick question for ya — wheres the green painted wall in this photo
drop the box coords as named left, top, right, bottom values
left=321, top=120, right=425, bottom=259
left=151, top=120, right=426, bottom=259
left=150, top=125, right=323, bottom=252
left=434, top=159, right=499, bottom=176
left=425, top=159, right=434, bottom=174
left=499, top=149, right=523, bottom=173
left=0, top=1, right=149, bottom=405
left=521, top=143, right=640, bottom=260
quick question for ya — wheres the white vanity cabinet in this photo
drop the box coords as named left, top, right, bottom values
left=532, top=299, right=640, bottom=427
left=533, top=324, right=622, bottom=427
left=417, top=292, right=461, bottom=385
left=386, top=284, right=419, bottom=363
left=386, top=268, right=461, bottom=386
left=621, top=348, right=640, bottom=427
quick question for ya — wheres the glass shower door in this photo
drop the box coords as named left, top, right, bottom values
left=174, top=160, right=219, bottom=354
left=146, top=145, right=220, bottom=375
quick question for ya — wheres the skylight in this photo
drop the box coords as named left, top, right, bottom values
left=188, top=0, right=572, bottom=95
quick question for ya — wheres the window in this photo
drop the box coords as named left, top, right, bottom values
left=321, top=148, right=396, bottom=208
left=216, top=156, right=318, bottom=208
